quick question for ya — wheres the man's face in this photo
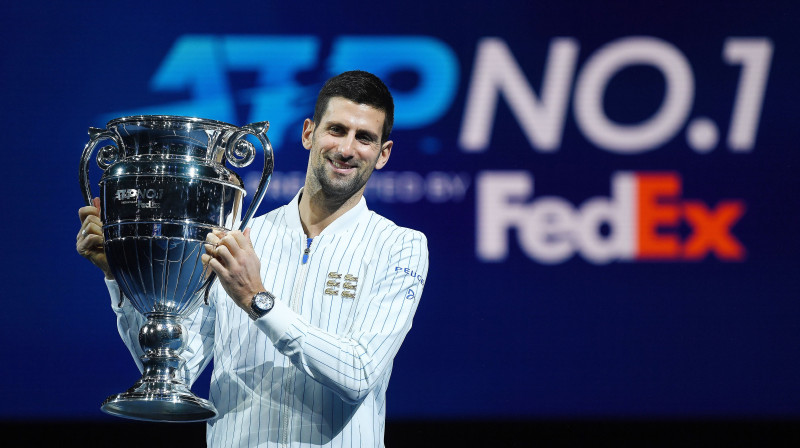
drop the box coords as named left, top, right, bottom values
left=302, top=97, right=392, bottom=200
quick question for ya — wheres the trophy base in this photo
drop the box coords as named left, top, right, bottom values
left=102, top=381, right=217, bottom=422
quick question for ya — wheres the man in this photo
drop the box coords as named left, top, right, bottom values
left=77, top=71, right=429, bottom=447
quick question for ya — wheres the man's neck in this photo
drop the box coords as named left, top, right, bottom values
left=298, top=184, right=364, bottom=238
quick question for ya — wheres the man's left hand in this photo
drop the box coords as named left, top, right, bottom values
left=202, top=228, right=266, bottom=311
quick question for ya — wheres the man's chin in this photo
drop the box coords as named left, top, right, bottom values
left=312, top=164, right=368, bottom=199
left=320, top=177, right=365, bottom=198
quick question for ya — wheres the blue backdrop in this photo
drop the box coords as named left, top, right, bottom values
left=1, top=0, right=798, bottom=420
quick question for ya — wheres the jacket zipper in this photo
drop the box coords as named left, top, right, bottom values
left=281, top=236, right=313, bottom=447
left=302, top=237, right=312, bottom=264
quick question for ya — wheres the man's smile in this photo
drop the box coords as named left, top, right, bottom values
left=327, top=157, right=356, bottom=174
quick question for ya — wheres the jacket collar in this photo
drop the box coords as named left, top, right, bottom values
left=285, top=188, right=369, bottom=236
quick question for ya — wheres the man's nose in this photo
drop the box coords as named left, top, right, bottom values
left=338, top=132, right=357, bottom=157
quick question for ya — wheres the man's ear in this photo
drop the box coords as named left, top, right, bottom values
left=301, top=118, right=315, bottom=150
left=375, top=140, right=392, bottom=170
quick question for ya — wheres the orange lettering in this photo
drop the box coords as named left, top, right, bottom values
left=683, top=200, right=746, bottom=261
left=637, top=173, right=682, bottom=260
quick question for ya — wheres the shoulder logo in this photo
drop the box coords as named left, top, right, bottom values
left=394, top=267, right=426, bottom=286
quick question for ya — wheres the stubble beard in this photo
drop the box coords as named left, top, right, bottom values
left=309, top=150, right=377, bottom=205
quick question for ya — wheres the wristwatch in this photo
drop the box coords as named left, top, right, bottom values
left=248, top=291, right=275, bottom=320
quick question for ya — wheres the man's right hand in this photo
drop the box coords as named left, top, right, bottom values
left=77, top=197, right=114, bottom=280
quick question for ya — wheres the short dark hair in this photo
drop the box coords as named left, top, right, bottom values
left=313, top=71, right=394, bottom=143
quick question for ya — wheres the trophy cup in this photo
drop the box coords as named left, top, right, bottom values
left=79, top=116, right=274, bottom=422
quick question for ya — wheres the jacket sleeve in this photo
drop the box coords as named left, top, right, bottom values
left=106, top=278, right=216, bottom=386
left=254, top=229, right=429, bottom=404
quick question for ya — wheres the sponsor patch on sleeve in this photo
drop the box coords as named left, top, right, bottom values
left=394, top=267, right=425, bottom=286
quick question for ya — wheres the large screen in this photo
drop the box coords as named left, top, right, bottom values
left=1, top=0, right=798, bottom=420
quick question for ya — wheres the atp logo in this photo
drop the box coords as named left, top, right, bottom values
left=104, top=35, right=458, bottom=150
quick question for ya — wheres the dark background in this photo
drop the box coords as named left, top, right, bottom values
left=1, top=1, right=798, bottom=445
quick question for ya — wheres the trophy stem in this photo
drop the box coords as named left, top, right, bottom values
left=101, top=314, right=217, bottom=422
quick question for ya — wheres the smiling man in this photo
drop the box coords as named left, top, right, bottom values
left=77, top=71, right=429, bottom=447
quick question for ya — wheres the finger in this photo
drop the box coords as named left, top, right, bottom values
left=83, top=214, right=103, bottom=227
left=78, top=237, right=104, bottom=254
left=79, top=205, right=100, bottom=223
left=231, top=230, right=253, bottom=251
left=201, top=254, right=215, bottom=278
left=202, top=253, right=223, bottom=271
left=206, top=256, right=228, bottom=278
left=218, top=232, right=243, bottom=254
left=204, top=231, right=223, bottom=259
left=205, top=233, right=221, bottom=249
left=78, top=217, right=103, bottom=238
left=212, top=243, right=236, bottom=267
left=78, top=221, right=104, bottom=241
left=86, top=219, right=103, bottom=234
left=92, top=197, right=102, bottom=212
left=78, top=224, right=96, bottom=241
left=76, top=233, right=105, bottom=256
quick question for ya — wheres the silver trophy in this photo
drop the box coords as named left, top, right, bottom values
left=79, top=116, right=274, bottom=422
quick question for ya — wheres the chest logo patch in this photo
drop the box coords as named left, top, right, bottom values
left=325, top=272, right=358, bottom=299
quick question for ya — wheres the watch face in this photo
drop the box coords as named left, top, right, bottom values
left=254, top=293, right=274, bottom=311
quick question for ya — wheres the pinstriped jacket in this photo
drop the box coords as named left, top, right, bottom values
left=109, top=190, right=429, bottom=447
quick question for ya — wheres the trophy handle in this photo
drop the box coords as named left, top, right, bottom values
left=224, top=121, right=275, bottom=230
left=79, top=127, right=118, bottom=206
left=203, top=121, right=274, bottom=304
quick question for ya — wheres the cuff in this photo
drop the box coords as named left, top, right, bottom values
left=253, top=298, right=298, bottom=344
left=105, top=278, right=127, bottom=311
